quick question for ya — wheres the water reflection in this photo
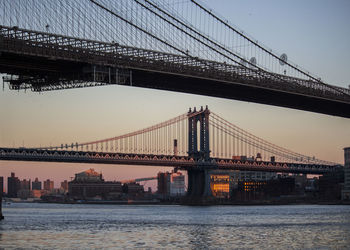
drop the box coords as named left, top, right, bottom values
left=0, top=203, right=349, bottom=249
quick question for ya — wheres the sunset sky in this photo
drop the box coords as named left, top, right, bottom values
left=1, top=0, right=350, bottom=191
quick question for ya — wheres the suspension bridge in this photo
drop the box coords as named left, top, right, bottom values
left=0, top=107, right=341, bottom=197
left=0, top=0, right=349, bottom=117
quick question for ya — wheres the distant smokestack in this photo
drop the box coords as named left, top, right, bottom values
left=174, top=139, right=178, bottom=156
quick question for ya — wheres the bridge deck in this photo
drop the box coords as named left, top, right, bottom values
left=1, top=26, right=349, bottom=118
left=0, top=148, right=341, bottom=175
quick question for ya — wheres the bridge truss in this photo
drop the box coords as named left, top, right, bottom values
left=1, top=1, right=349, bottom=117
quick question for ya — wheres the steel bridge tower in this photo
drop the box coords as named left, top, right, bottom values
left=187, top=106, right=210, bottom=161
left=186, top=106, right=215, bottom=200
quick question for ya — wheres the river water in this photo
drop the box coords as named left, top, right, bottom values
left=0, top=203, right=349, bottom=249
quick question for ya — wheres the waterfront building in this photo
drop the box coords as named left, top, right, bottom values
left=122, top=182, right=144, bottom=197
left=7, top=172, right=20, bottom=198
left=17, top=189, right=32, bottom=199
left=157, top=171, right=185, bottom=198
left=231, top=177, right=295, bottom=201
left=170, top=172, right=185, bottom=197
left=264, top=177, right=295, bottom=197
left=43, top=179, right=54, bottom=192
left=319, top=170, right=343, bottom=200
left=68, top=169, right=122, bottom=199
left=210, top=170, right=277, bottom=198
left=232, top=171, right=277, bottom=182
left=32, top=178, right=42, bottom=190
left=211, top=175, right=230, bottom=198
left=342, top=147, right=350, bottom=200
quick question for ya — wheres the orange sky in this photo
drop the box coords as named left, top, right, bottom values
left=1, top=1, right=350, bottom=191
left=1, top=86, right=349, bottom=191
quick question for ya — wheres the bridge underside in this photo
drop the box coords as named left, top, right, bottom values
left=132, top=70, right=350, bottom=118
left=2, top=50, right=349, bottom=118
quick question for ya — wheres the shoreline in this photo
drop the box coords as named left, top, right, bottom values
left=3, top=199, right=350, bottom=206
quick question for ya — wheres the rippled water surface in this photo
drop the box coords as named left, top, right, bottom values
left=1, top=203, right=349, bottom=249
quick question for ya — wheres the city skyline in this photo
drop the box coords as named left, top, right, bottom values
left=1, top=0, right=350, bottom=187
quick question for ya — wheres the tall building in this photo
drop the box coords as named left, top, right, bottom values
left=32, top=178, right=42, bottom=190
left=157, top=172, right=171, bottom=197
left=43, top=179, right=54, bottom=191
left=61, top=180, right=68, bottom=193
left=20, top=179, right=31, bottom=190
left=342, top=147, right=350, bottom=200
left=7, top=172, right=20, bottom=198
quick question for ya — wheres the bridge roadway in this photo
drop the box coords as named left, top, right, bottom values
left=0, top=25, right=349, bottom=118
left=0, top=147, right=340, bottom=175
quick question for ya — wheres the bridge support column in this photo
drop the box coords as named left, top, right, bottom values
left=185, top=168, right=214, bottom=204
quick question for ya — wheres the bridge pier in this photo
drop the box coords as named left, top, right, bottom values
left=183, top=167, right=217, bottom=205
left=187, top=169, right=212, bottom=197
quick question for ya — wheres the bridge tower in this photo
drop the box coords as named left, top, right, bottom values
left=185, top=106, right=215, bottom=202
left=187, top=105, right=210, bottom=160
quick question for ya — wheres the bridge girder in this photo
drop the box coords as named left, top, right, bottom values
left=0, top=148, right=340, bottom=175
left=1, top=26, right=349, bottom=118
